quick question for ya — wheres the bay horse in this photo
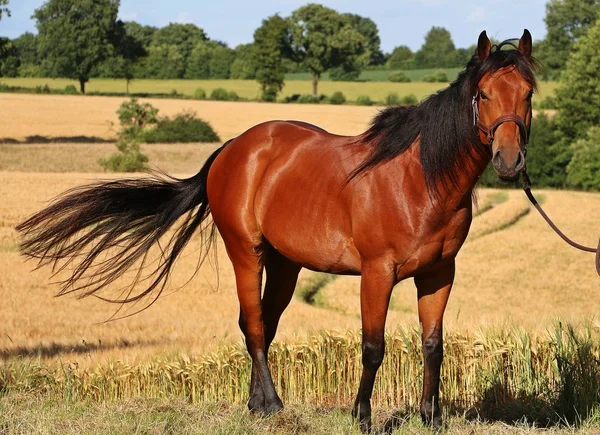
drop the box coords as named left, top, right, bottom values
left=17, top=30, right=536, bottom=431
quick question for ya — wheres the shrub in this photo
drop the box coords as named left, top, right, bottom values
left=388, top=72, right=411, bottom=83
left=144, top=112, right=221, bottom=144
left=210, top=88, right=231, bottom=101
left=402, top=94, right=418, bottom=105
left=356, top=95, right=374, bottom=106
left=282, top=94, right=301, bottom=104
left=63, top=85, right=79, bottom=95
left=227, top=90, right=239, bottom=101
left=423, top=71, right=448, bottom=83
left=194, top=88, right=207, bottom=100
left=536, top=96, right=558, bottom=110
left=385, top=93, right=401, bottom=106
left=329, top=66, right=361, bottom=82
left=297, top=94, right=320, bottom=104
left=329, top=91, right=346, bottom=105
left=169, top=89, right=180, bottom=97
left=98, top=142, right=149, bottom=172
left=99, top=98, right=156, bottom=172
left=261, top=86, right=279, bottom=102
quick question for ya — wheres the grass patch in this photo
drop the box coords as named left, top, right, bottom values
left=2, top=323, right=600, bottom=429
left=295, top=273, right=337, bottom=307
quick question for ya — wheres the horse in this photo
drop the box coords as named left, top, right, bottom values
left=17, top=30, right=536, bottom=432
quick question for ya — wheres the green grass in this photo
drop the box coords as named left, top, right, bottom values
left=0, top=77, right=559, bottom=103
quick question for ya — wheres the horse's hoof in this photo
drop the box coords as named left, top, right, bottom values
left=247, top=394, right=265, bottom=414
left=261, top=398, right=284, bottom=417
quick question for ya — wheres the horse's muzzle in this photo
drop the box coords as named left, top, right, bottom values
left=492, top=148, right=526, bottom=182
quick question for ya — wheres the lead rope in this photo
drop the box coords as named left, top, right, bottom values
left=521, top=170, right=600, bottom=276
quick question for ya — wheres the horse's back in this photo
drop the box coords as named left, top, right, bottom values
left=207, top=120, right=364, bottom=273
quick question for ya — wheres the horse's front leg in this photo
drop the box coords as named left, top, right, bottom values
left=414, top=261, right=455, bottom=428
left=352, top=262, right=395, bottom=433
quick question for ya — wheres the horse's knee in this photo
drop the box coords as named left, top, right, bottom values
left=422, top=328, right=443, bottom=365
left=362, top=339, right=385, bottom=370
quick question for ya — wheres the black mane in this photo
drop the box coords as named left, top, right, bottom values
left=350, top=41, right=538, bottom=193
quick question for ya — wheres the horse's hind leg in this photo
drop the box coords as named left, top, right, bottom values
left=244, top=249, right=301, bottom=413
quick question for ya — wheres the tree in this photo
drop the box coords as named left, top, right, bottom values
left=109, top=21, right=147, bottom=92
left=230, top=44, right=257, bottom=80
left=254, top=14, right=291, bottom=101
left=185, top=42, right=212, bottom=79
left=124, top=21, right=157, bottom=49
left=566, top=126, right=600, bottom=190
left=33, top=0, right=121, bottom=93
left=208, top=43, right=235, bottom=79
left=387, top=45, right=414, bottom=69
left=151, top=23, right=207, bottom=72
left=143, top=44, right=185, bottom=79
left=414, top=27, right=457, bottom=68
left=538, top=0, right=599, bottom=79
left=555, top=20, right=600, bottom=145
left=0, top=0, right=9, bottom=20
left=289, top=4, right=368, bottom=96
left=342, top=13, right=383, bottom=65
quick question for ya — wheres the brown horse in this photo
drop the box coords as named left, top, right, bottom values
left=17, top=30, right=536, bottom=431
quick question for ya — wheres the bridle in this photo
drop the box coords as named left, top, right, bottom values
left=471, top=89, right=531, bottom=148
left=471, top=90, right=600, bottom=277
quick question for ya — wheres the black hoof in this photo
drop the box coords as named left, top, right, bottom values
left=261, top=397, right=284, bottom=417
left=352, top=401, right=372, bottom=433
left=247, top=394, right=266, bottom=414
left=421, top=413, right=443, bottom=431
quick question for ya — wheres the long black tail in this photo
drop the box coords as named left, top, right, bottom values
left=17, top=146, right=226, bottom=311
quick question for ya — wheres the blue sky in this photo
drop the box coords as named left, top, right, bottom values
left=0, top=0, right=548, bottom=52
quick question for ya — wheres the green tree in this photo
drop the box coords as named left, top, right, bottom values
left=151, top=23, right=207, bottom=72
left=33, top=0, right=121, bottom=93
left=208, top=43, right=235, bottom=79
left=566, top=127, right=600, bottom=190
left=290, top=4, right=368, bottom=96
left=387, top=45, right=414, bottom=69
left=538, top=0, right=599, bottom=79
left=185, top=42, right=212, bottom=79
left=254, top=14, right=291, bottom=101
left=342, top=13, right=383, bottom=65
left=124, top=21, right=157, bottom=49
left=230, top=44, right=257, bottom=79
left=0, top=0, right=9, bottom=20
left=555, top=20, right=600, bottom=145
left=143, top=44, right=185, bottom=79
left=414, top=26, right=457, bottom=68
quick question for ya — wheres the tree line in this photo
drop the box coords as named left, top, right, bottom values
left=0, top=0, right=573, bottom=97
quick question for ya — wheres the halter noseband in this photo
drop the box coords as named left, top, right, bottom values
left=472, top=90, right=531, bottom=148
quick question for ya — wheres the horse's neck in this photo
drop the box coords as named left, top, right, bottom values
left=430, top=144, right=492, bottom=212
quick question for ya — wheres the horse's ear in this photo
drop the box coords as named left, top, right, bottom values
left=478, top=30, right=491, bottom=62
left=519, top=29, right=533, bottom=57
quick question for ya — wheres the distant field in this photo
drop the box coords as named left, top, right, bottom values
left=0, top=77, right=559, bottom=102
left=285, top=67, right=463, bottom=82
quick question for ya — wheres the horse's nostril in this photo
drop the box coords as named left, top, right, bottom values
left=515, top=151, right=525, bottom=171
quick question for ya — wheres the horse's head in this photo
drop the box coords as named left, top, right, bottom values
left=474, top=30, right=535, bottom=182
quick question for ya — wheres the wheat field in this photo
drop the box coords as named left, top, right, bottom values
left=1, top=94, right=599, bottom=433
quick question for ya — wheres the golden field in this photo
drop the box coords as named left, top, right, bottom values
left=1, top=94, right=599, bottom=433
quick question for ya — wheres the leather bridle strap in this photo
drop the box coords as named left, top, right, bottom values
left=522, top=170, right=600, bottom=276
left=472, top=91, right=531, bottom=147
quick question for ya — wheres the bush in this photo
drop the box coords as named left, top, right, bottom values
left=423, top=71, right=448, bottom=83
left=99, top=98, right=156, bottom=173
left=209, top=88, right=239, bottom=101
left=329, top=66, right=361, bottom=82
left=297, top=94, right=320, bottom=104
left=356, top=95, right=374, bottom=106
left=402, top=94, right=418, bottom=105
left=388, top=72, right=411, bottom=83
left=194, top=88, right=207, bottom=100
left=98, top=142, right=148, bottom=172
left=329, top=91, right=346, bottom=105
left=282, top=94, right=301, bottom=104
left=385, top=93, right=401, bottom=106
left=210, top=88, right=230, bottom=101
left=35, top=85, right=51, bottom=94
left=227, top=90, right=239, bottom=101
left=169, top=89, right=180, bottom=97
left=144, top=112, right=221, bottom=144
left=63, top=85, right=79, bottom=95
left=566, top=126, right=600, bottom=190
left=261, top=86, right=279, bottom=102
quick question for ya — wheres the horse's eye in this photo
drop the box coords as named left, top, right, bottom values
left=479, top=91, right=488, bottom=101
left=526, top=91, right=534, bottom=101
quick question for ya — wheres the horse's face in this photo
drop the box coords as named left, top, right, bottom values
left=475, top=30, right=533, bottom=182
